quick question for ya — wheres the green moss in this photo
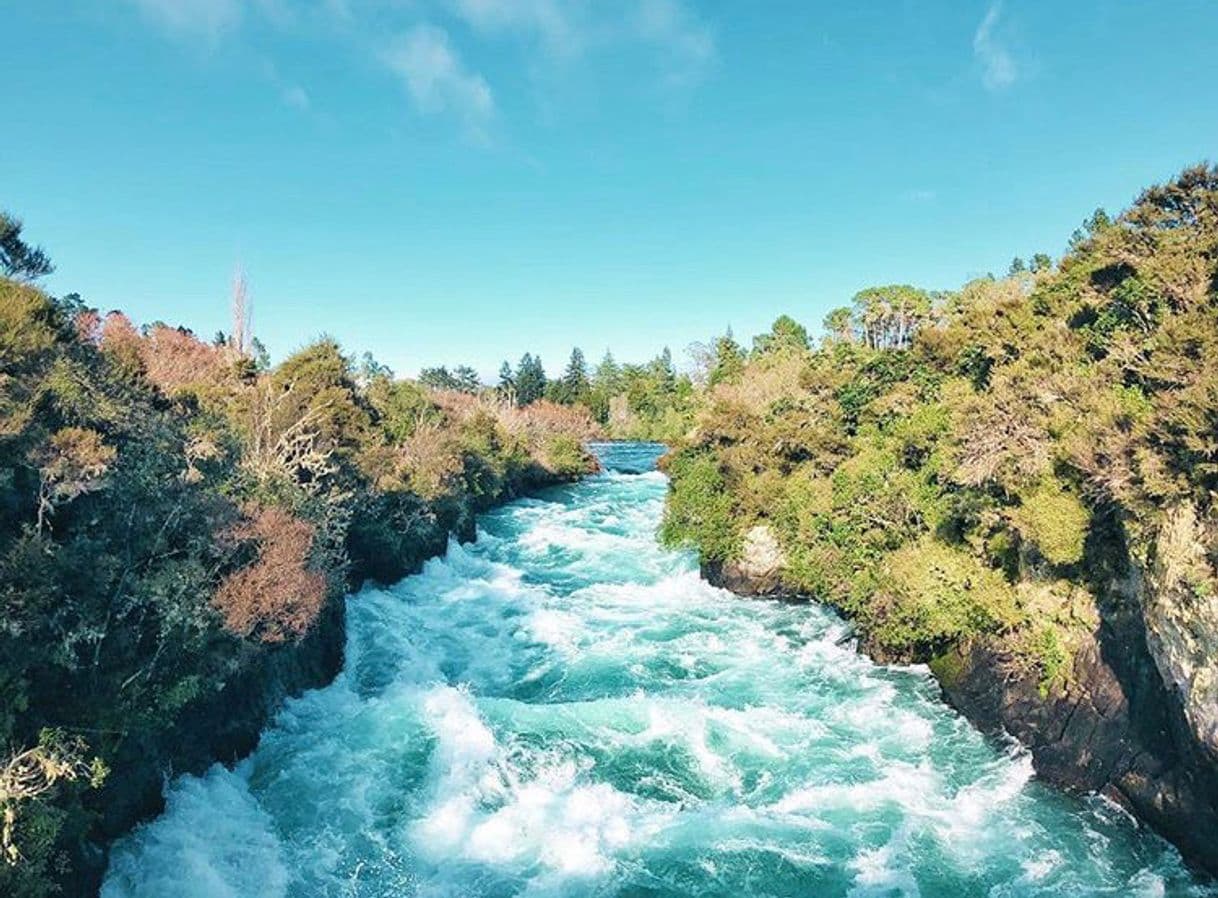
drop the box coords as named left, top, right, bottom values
left=1011, top=481, right=1090, bottom=566
left=928, top=647, right=969, bottom=689
left=1028, top=623, right=1071, bottom=698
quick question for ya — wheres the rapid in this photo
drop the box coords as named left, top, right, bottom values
left=101, top=442, right=1215, bottom=897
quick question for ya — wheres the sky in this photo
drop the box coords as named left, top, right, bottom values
left=4, top=1, right=1217, bottom=380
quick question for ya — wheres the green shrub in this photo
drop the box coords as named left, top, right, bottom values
left=542, top=434, right=588, bottom=478
left=1011, top=481, right=1090, bottom=566
left=660, top=452, right=739, bottom=561
left=868, top=539, right=1021, bottom=659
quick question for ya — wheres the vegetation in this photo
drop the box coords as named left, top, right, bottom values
left=0, top=224, right=600, bottom=895
left=492, top=345, right=698, bottom=442
left=662, top=165, right=1218, bottom=677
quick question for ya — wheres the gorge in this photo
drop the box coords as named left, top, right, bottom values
left=100, top=443, right=1213, bottom=897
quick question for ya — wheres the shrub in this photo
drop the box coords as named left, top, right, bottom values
left=1010, top=481, right=1090, bottom=566
left=212, top=506, right=328, bottom=643
left=660, top=452, right=739, bottom=561
left=542, top=434, right=588, bottom=478
left=869, top=539, right=1021, bottom=658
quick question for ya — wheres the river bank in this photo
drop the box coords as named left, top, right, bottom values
left=101, top=443, right=1212, bottom=897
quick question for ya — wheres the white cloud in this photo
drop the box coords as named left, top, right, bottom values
left=382, top=25, right=495, bottom=135
left=633, top=0, right=715, bottom=83
left=450, top=0, right=714, bottom=81
left=451, top=0, right=580, bottom=56
left=973, top=1, right=1017, bottom=90
left=282, top=84, right=311, bottom=110
left=124, top=0, right=715, bottom=133
left=126, top=0, right=244, bottom=38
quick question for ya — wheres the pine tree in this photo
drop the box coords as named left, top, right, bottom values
left=556, top=347, right=590, bottom=405
left=514, top=353, right=547, bottom=405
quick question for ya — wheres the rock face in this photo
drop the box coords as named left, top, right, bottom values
left=701, top=524, right=788, bottom=596
left=1142, top=502, right=1218, bottom=766
left=939, top=606, right=1218, bottom=876
left=702, top=511, right=1218, bottom=877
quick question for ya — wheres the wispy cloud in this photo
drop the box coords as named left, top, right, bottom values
left=382, top=25, right=495, bottom=138
left=281, top=84, right=311, bottom=110
left=258, top=58, right=312, bottom=112
left=123, top=0, right=716, bottom=134
left=451, top=0, right=581, bottom=56
left=633, top=0, right=715, bottom=85
left=450, top=0, right=714, bottom=81
left=126, top=0, right=243, bottom=39
left=973, top=1, right=1017, bottom=91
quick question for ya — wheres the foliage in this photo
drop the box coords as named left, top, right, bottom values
left=418, top=365, right=480, bottom=394
left=1009, top=481, right=1090, bottom=567
left=513, top=353, right=547, bottom=405
left=661, top=164, right=1218, bottom=692
left=0, top=266, right=600, bottom=895
left=211, top=506, right=327, bottom=644
left=0, top=213, right=53, bottom=281
left=660, top=452, right=738, bottom=561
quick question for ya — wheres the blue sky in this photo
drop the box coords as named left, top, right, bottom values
left=5, top=1, right=1217, bottom=379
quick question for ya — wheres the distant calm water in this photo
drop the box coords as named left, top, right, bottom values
left=103, top=442, right=1215, bottom=897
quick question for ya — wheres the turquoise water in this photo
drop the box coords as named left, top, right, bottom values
left=102, top=442, right=1215, bottom=897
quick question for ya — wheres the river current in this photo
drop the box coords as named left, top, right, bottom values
left=102, top=442, right=1214, bottom=897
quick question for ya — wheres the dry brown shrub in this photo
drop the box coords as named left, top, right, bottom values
left=710, top=353, right=805, bottom=413
left=99, top=311, right=144, bottom=374
left=396, top=423, right=464, bottom=499
left=138, top=325, right=228, bottom=393
left=510, top=399, right=597, bottom=439
left=429, top=389, right=481, bottom=422
left=213, top=506, right=327, bottom=643
left=950, top=394, right=1053, bottom=490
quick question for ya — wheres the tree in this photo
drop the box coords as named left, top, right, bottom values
left=250, top=337, right=271, bottom=372
left=230, top=268, right=251, bottom=357
left=1030, top=253, right=1053, bottom=273
left=550, top=348, right=590, bottom=405
left=851, top=284, right=932, bottom=350
left=651, top=347, right=677, bottom=394
left=356, top=352, right=393, bottom=388
left=708, top=331, right=745, bottom=386
left=1069, top=208, right=1113, bottom=249
left=823, top=307, right=854, bottom=344
left=1008, top=257, right=1027, bottom=275
left=422, top=365, right=480, bottom=393
left=753, top=315, right=809, bottom=355
left=452, top=365, right=481, bottom=394
left=514, top=353, right=547, bottom=405
left=593, top=351, right=622, bottom=394
left=419, top=366, right=456, bottom=391
left=0, top=212, right=53, bottom=280
left=497, top=361, right=515, bottom=403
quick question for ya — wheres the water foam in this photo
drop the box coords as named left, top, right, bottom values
left=103, top=445, right=1217, bottom=898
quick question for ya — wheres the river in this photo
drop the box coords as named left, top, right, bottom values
left=102, top=442, right=1214, bottom=897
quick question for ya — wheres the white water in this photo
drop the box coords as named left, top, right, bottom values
left=102, top=443, right=1215, bottom=897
